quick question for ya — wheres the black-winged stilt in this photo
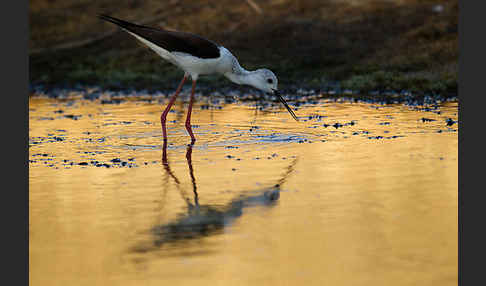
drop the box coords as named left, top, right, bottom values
left=98, top=14, right=298, bottom=143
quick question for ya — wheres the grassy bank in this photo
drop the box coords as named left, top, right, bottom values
left=29, top=0, right=457, bottom=97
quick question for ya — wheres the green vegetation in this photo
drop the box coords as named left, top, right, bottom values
left=30, top=0, right=457, bottom=96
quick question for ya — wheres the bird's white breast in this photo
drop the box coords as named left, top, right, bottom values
left=171, top=47, right=234, bottom=80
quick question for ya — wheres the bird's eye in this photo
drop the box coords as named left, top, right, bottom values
left=267, top=79, right=273, bottom=84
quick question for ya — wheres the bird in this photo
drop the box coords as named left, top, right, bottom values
left=98, top=14, right=298, bottom=144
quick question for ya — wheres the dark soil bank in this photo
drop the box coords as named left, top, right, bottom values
left=30, top=0, right=457, bottom=97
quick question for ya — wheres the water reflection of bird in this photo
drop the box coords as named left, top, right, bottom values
left=98, top=14, right=298, bottom=144
left=134, top=142, right=297, bottom=251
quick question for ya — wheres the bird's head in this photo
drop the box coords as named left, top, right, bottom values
left=250, top=68, right=278, bottom=94
left=250, top=69, right=298, bottom=121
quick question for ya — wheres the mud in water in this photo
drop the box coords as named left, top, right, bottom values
left=29, top=95, right=458, bottom=286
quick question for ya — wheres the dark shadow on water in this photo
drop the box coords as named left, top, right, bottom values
left=132, top=141, right=297, bottom=253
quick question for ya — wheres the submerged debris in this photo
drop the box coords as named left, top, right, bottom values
left=446, top=118, right=456, bottom=126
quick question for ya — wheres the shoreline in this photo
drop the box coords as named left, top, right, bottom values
left=30, top=0, right=458, bottom=100
left=29, top=83, right=458, bottom=107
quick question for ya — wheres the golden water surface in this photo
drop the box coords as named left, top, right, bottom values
left=29, top=95, right=458, bottom=286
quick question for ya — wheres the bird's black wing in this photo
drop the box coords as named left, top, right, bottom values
left=98, top=14, right=221, bottom=59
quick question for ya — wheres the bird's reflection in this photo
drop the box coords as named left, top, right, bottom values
left=135, top=141, right=297, bottom=252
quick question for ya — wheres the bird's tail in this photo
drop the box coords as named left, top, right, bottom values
left=97, top=14, right=147, bottom=30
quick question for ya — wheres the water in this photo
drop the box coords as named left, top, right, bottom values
left=29, top=95, right=458, bottom=286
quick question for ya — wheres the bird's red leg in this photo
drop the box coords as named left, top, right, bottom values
left=161, top=75, right=187, bottom=141
left=185, top=80, right=197, bottom=144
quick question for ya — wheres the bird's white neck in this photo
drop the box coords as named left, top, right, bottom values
left=221, top=48, right=259, bottom=87
left=224, top=69, right=253, bottom=85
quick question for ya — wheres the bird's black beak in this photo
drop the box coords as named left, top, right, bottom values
left=273, top=89, right=298, bottom=121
